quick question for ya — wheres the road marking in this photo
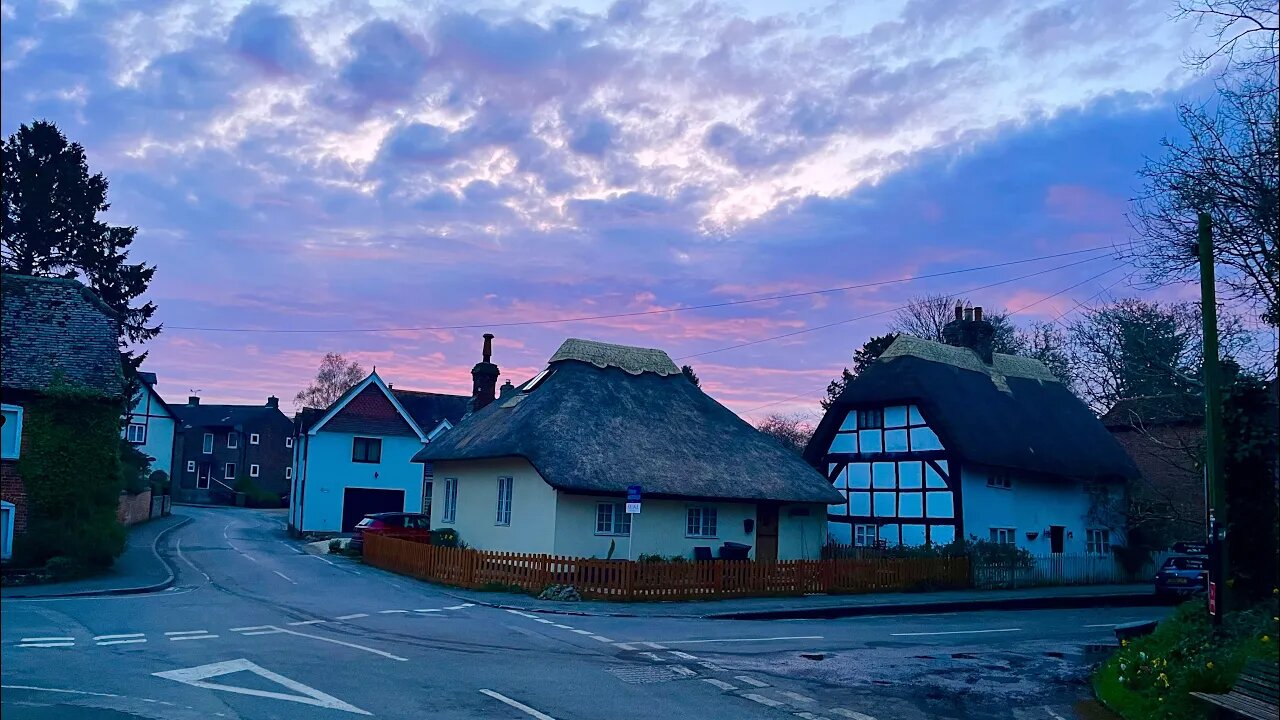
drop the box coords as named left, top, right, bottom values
left=18, top=642, right=75, bottom=648
left=590, top=635, right=613, bottom=643
left=669, top=665, right=697, bottom=677
left=273, top=570, right=296, bottom=584
left=698, top=661, right=725, bottom=672
left=229, top=626, right=273, bottom=632
left=890, top=628, right=1021, bottom=637
left=795, top=713, right=828, bottom=720
left=175, top=539, right=212, bottom=582
left=334, top=613, right=368, bottom=620
left=241, top=629, right=284, bottom=636
left=443, top=604, right=472, bottom=610
left=553, top=624, right=574, bottom=629
left=831, top=710, right=877, bottom=720
left=534, top=618, right=555, bottom=624
left=310, top=555, right=337, bottom=566
left=641, top=642, right=667, bottom=649
left=702, top=679, right=737, bottom=691
left=479, top=689, right=557, bottom=720
left=505, top=609, right=537, bottom=618
left=276, top=626, right=407, bottom=661
left=170, top=634, right=218, bottom=641
left=745, top=694, right=785, bottom=707
left=280, top=541, right=305, bottom=555
left=646, top=636, right=823, bottom=645
left=639, top=651, right=665, bottom=661
left=287, top=620, right=326, bottom=626
left=378, top=609, right=409, bottom=614
left=670, top=651, right=699, bottom=660
left=570, top=629, right=593, bottom=635
left=20, top=637, right=74, bottom=642
left=98, top=638, right=147, bottom=646
left=94, top=633, right=144, bottom=641
left=735, top=675, right=770, bottom=687
left=780, top=690, right=816, bottom=703
left=415, top=608, right=443, bottom=613
left=614, top=642, right=638, bottom=650
left=155, top=658, right=370, bottom=715
left=166, top=630, right=211, bottom=636
left=2, top=685, right=120, bottom=698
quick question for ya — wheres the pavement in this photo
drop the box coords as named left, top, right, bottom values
left=1, top=513, right=190, bottom=599
left=2, top=506, right=1168, bottom=720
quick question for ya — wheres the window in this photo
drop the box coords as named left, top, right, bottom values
left=523, top=368, right=552, bottom=391
left=126, top=423, right=147, bottom=444
left=596, top=503, right=632, bottom=535
left=442, top=478, right=458, bottom=523
left=495, top=476, right=513, bottom=526
left=224, top=463, right=237, bottom=480
left=286, top=437, right=294, bottom=449
left=987, top=472, right=1012, bottom=490
left=227, top=432, right=238, bottom=449
left=686, top=506, right=718, bottom=538
left=1, top=404, right=22, bottom=460
left=854, top=524, right=877, bottom=547
left=1086, top=529, right=1111, bottom=555
left=352, top=437, right=382, bottom=463
left=250, top=433, right=260, bottom=445
left=989, top=527, right=1016, bottom=545
left=186, top=460, right=196, bottom=473
left=203, top=432, right=214, bottom=454
left=856, top=408, right=883, bottom=429
left=249, top=464, right=260, bottom=478
left=285, top=467, right=293, bottom=480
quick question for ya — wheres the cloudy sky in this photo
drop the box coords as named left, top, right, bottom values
left=0, top=0, right=1233, bottom=418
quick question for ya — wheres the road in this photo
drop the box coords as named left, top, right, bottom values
left=1, top=507, right=1165, bottom=719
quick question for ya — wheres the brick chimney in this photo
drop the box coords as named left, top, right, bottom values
left=266, top=396, right=279, bottom=409
left=942, top=303, right=995, bottom=364
left=187, top=396, right=200, bottom=406
left=470, top=333, right=500, bottom=412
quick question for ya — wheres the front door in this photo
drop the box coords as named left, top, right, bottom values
left=756, top=504, right=780, bottom=562
left=1049, top=525, right=1065, bottom=554
left=196, top=463, right=213, bottom=490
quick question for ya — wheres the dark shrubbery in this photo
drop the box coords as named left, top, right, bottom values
left=430, top=528, right=461, bottom=547
left=233, top=477, right=282, bottom=508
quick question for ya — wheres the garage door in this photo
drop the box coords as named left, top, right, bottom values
left=341, top=488, right=405, bottom=532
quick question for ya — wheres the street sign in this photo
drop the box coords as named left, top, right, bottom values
left=626, top=502, right=641, bottom=514
left=626, top=484, right=641, bottom=514
left=1174, top=541, right=1208, bottom=556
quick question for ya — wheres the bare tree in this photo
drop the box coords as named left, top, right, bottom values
left=296, top=352, right=365, bottom=409
left=890, top=294, right=1023, bottom=353
left=1018, top=321, right=1075, bottom=389
left=754, top=413, right=814, bottom=455
left=1175, top=0, right=1278, bottom=77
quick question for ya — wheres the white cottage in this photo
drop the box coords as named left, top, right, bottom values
left=805, top=307, right=1138, bottom=555
left=123, top=371, right=178, bottom=479
left=414, top=338, right=841, bottom=561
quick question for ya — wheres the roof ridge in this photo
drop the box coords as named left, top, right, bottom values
left=549, top=337, right=681, bottom=376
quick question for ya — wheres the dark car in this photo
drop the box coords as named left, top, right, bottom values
left=349, top=512, right=431, bottom=554
left=1154, top=555, right=1208, bottom=598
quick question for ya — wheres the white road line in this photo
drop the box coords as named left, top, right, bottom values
left=641, top=642, right=667, bottom=649
left=614, top=642, right=638, bottom=650
left=280, top=541, right=305, bottom=555
left=18, top=643, right=75, bottom=648
left=669, top=665, right=697, bottom=677
left=443, top=604, right=471, bottom=610
left=20, top=637, right=74, bottom=642
left=735, top=675, right=770, bottom=688
left=479, top=689, right=557, bottom=720
left=533, top=618, right=555, bottom=624
left=229, top=626, right=272, bottom=632
left=414, top=609, right=443, bottom=613
left=890, top=628, right=1021, bottom=637
left=97, top=639, right=148, bottom=646
left=670, top=651, right=699, bottom=660
left=698, top=661, right=725, bottom=672
left=276, top=627, right=407, bottom=662
left=94, top=634, right=144, bottom=641
left=589, top=635, right=613, bottom=643
left=780, top=690, right=816, bottom=703
left=645, top=636, right=823, bottom=645
left=170, top=635, right=218, bottom=641
left=831, top=710, right=877, bottom=720
left=701, top=679, right=737, bottom=691
left=287, top=620, right=326, bottom=626
left=1, top=685, right=120, bottom=698
left=505, top=609, right=537, bottom=618
left=795, top=713, right=828, bottom=720
left=553, top=624, right=574, bottom=629
left=639, top=651, right=665, bottom=662
left=241, top=630, right=284, bottom=636
left=744, top=694, right=785, bottom=707
left=310, top=555, right=337, bottom=566
left=166, top=630, right=212, bottom=636
left=378, top=610, right=409, bottom=614
left=334, top=613, right=368, bottom=620
left=569, top=629, right=593, bottom=635
left=273, top=570, right=296, bottom=584
left=175, top=539, right=212, bottom=583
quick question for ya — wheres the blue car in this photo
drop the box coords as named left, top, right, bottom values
left=1154, top=555, right=1208, bottom=598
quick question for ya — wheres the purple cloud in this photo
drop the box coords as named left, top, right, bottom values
left=228, top=3, right=315, bottom=76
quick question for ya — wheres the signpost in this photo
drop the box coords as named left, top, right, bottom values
left=626, top=485, right=641, bottom=561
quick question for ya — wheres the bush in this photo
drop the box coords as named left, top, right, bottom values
left=431, top=528, right=461, bottom=548
left=328, top=539, right=343, bottom=554
left=233, top=477, right=281, bottom=508
left=148, top=470, right=170, bottom=495
left=1094, top=597, right=1280, bottom=719
left=119, top=440, right=152, bottom=494
left=43, top=556, right=88, bottom=581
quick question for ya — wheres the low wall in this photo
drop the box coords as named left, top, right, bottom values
left=117, top=489, right=153, bottom=526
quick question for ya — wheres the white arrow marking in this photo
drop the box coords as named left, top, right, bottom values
left=153, top=659, right=370, bottom=715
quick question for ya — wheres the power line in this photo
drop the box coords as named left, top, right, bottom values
left=1006, top=263, right=1129, bottom=315
left=163, top=246, right=1115, bottom=334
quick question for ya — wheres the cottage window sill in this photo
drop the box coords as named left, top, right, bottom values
left=594, top=531, right=631, bottom=537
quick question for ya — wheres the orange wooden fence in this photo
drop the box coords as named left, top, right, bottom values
left=363, top=534, right=971, bottom=601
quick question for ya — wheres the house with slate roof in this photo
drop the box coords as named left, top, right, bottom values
left=1, top=274, right=124, bottom=559
left=171, top=395, right=294, bottom=505
left=806, top=306, right=1138, bottom=555
left=123, top=371, right=179, bottom=481
left=415, top=337, right=841, bottom=561
left=288, top=371, right=468, bottom=534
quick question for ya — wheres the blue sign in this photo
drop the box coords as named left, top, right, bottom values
left=626, top=484, right=642, bottom=502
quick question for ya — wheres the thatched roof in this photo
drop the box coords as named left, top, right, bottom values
left=1, top=274, right=122, bottom=398
left=806, top=335, right=1138, bottom=481
left=416, top=338, right=841, bottom=504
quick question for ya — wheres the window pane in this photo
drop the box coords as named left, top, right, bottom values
left=872, top=463, right=895, bottom=488
left=848, top=463, right=871, bottom=489
left=828, top=433, right=857, bottom=454
left=838, top=411, right=858, bottom=431
left=858, top=430, right=882, bottom=453
left=925, top=491, right=954, bottom=518
left=828, top=490, right=848, bottom=516
left=884, top=429, right=909, bottom=453
left=931, top=524, right=956, bottom=545
left=850, top=492, right=871, bottom=516
left=909, top=426, right=943, bottom=451
left=884, top=405, right=908, bottom=428
left=898, top=493, right=922, bottom=517
left=873, top=492, right=895, bottom=517
left=898, top=461, right=923, bottom=488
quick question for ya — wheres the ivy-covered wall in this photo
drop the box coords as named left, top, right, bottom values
left=13, top=382, right=126, bottom=567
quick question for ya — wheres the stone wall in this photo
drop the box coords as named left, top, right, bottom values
left=117, top=489, right=154, bottom=526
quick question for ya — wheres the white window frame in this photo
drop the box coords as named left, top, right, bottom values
left=595, top=502, right=632, bottom=536
left=285, top=467, right=293, bottom=480
left=989, top=527, right=1016, bottom=545
left=686, top=506, right=718, bottom=538
left=442, top=478, right=458, bottom=523
left=1086, top=528, right=1111, bottom=555
left=196, top=465, right=211, bottom=490
left=286, top=437, right=294, bottom=448
left=250, top=433, right=260, bottom=445
left=249, top=464, right=260, bottom=478
left=186, top=460, right=196, bottom=473
left=853, top=524, right=877, bottom=547
left=126, top=422, right=147, bottom=444
left=202, top=432, right=214, bottom=454
left=224, top=462, right=237, bottom=480
left=987, top=472, right=1012, bottom=490
left=1, top=404, right=24, bottom=460
left=495, top=476, right=513, bottom=526
left=227, top=432, right=238, bottom=449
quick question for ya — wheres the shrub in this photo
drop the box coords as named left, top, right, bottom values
left=43, top=556, right=88, bottom=581
left=148, top=470, right=170, bottom=495
left=431, top=528, right=461, bottom=547
left=328, top=539, right=343, bottom=554
left=233, top=477, right=280, bottom=508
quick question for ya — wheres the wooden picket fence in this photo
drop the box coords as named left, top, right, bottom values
left=363, top=534, right=971, bottom=601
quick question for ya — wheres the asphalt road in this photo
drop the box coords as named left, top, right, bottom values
left=1, top=507, right=1167, bottom=719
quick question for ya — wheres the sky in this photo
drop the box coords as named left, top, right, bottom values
left=0, top=0, right=1245, bottom=420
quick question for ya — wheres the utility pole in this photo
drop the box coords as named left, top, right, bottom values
left=1198, top=212, right=1229, bottom=625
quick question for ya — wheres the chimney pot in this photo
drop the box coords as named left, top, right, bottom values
left=954, top=303, right=964, bottom=320
left=963, top=307, right=974, bottom=321
left=188, top=396, right=200, bottom=406
left=482, top=333, right=495, bottom=363
left=471, top=333, right=500, bottom=412
left=266, top=396, right=279, bottom=409
left=973, top=306, right=983, bottom=322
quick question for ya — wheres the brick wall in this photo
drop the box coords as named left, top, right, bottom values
left=1110, top=424, right=1206, bottom=545
left=1, top=460, right=28, bottom=534
left=117, top=489, right=153, bottom=526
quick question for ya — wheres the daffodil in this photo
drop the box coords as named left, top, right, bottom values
left=1206, top=661, right=1214, bottom=669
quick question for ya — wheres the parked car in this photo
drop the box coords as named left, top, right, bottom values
left=349, top=512, right=431, bottom=554
left=1154, top=555, right=1208, bottom=598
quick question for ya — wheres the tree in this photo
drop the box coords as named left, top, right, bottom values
left=1, top=121, right=159, bottom=383
left=890, top=294, right=1022, bottom=353
left=1016, top=322, right=1075, bottom=389
left=1127, top=73, right=1279, bottom=328
left=681, top=364, right=700, bottom=388
left=1221, top=369, right=1279, bottom=604
left=822, top=333, right=897, bottom=410
left=296, top=353, right=365, bottom=409
left=754, top=413, right=814, bottom=454
left=1175, top=0, right=1278, bottom=78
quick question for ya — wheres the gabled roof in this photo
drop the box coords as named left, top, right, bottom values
left=806, top=334, right=1138, bottom=481
left=173, top=402, right=288, bottom=429
left=416, top=338, right=842, bottom=504
left=307, top=372, right=468, bottom=442
left=135, top=370, right=179, bottom=420
left=390, top=389, right=469, bottom=434
left=1, top=273, right=123, bottom=398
